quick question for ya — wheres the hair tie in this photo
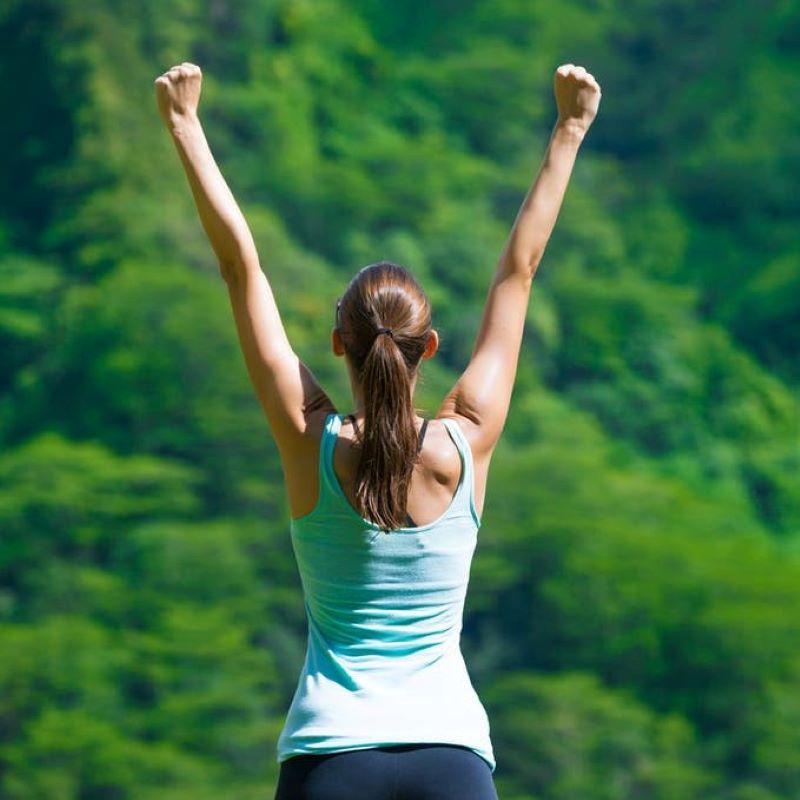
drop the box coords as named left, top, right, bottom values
left=376, top=327, right=394, bottom=339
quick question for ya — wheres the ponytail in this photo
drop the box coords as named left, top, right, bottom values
left=356, top=331, right=419, bottom=529
left=336, top=262, right=432, bottom=530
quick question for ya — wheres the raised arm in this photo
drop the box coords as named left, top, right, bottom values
left=154, top=63, right=333, bottom=457
left=438, top=64, right=601, bottom=459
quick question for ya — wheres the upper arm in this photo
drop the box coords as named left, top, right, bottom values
left=224, top=263, right=335, bottom=454
left=437, top=261, right=535, bottom=458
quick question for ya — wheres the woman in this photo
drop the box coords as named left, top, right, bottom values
left=155, top=60, right=600, bottom=800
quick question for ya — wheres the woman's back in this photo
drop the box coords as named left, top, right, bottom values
left=278, top=413, right=494, bottom=770
left=332, top=414, right=480, bottom=527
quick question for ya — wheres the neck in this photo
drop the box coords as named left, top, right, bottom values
left=347, top=385, right=419, bottom=419
left=344, top=356, right=420, bottom=417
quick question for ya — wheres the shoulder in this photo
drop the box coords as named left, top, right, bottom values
left=435, top=389, right=499, bottom=461
left=422, top=417, right=467, bottom=482
left=435, top=414, right=477, bottom=455
left=435, top=414, right=492, bottom=520
left=281, top=407, right=338, bottom=465
left=280, top=408, right=339, bottom=520
left=305, top=408, right=339, bottom=442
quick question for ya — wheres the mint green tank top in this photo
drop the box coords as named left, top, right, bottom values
left=276, top=413, right=496, bottom=772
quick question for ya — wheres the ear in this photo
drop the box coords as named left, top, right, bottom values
left=332, top=327, right=346, bottom=357
left=422, top=329, right=439, bottom=360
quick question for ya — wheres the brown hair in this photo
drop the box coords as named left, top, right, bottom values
left=336, top=262, right=432, bottom=530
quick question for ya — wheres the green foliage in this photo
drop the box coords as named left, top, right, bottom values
left=469, top=390, right=800, bottom=792
left=0, top=432, right=200, bottom=616
left=0, top=254, right=64, bottom=392
left=3, top=707, right=216, bottom=799
left=485, top=671, right=714, bottom=799
left=0, top=0, right=798, bottom=797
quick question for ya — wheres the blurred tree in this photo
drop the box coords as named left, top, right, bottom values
left=0, top=432, right=199, bottom=616
left=485, top=670, right=715, bottom=799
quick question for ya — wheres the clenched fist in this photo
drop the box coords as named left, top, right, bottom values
left=554, top=64, right=601, bottom=135
left=154, top=62, right=203, bottom=129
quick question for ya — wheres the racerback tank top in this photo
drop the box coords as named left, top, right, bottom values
left=276, top=413, right=495, bottom=771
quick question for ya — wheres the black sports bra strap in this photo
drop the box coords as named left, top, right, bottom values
left=416, top=418, right=429, bottom=454
left=345, top=413, right=359, bottom=437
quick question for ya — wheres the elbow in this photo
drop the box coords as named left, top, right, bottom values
left=503, top=249, right=542, bottom=283
left=528, top=252, right=543, bottom=279
left=218, top=257, right=243, bottom=286
left=219, top=242, right=261, bottom=285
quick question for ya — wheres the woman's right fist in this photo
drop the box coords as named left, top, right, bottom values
left=553, top=64, right=601, bottom=135
left=154, top=62, right=202, bottom=128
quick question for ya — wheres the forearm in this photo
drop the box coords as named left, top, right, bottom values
left=167, top=113, right=258, bottom=275
left=500, top=120, right=585, bottom=276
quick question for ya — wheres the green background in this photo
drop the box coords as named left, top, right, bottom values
left=1, top=1, right=798, bottom=797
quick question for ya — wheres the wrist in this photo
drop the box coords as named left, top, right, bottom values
left=166, top=110, right=201, bottom=138
left=552, top=118, right=588, bottom=145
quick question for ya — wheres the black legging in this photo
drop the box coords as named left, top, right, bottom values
left=274, top=743, right=499, bottom=800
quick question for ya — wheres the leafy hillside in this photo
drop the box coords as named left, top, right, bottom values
left=1, top=1, right=798, bottom=797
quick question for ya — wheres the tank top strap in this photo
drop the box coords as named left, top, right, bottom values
left=439, top=417, right=481, bottom=528
left=318, top=413, right=346, bottom=503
